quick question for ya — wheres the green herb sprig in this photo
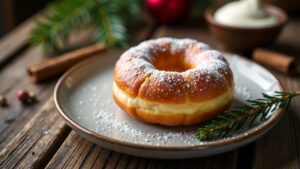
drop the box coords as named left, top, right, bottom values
left=197, top=91, right=300, bottom=141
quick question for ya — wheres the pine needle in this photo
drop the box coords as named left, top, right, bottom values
left=30, top=0, right=141, bottom=52
left=197, top=91, right=300, bottom=141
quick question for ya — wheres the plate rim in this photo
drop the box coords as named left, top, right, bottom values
left=54, top=52, right=285, bottom=151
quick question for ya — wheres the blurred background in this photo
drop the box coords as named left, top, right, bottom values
left=1, top=0, right=299, bottom=38
left=0, top=0, right=51, bottom=37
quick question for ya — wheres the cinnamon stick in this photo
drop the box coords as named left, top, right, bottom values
left=28, top=44, right=106, bottom=83
left=252, top=48, right=297, bottom=74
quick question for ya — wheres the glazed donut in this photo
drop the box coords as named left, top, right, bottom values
left=113, top=38, right=234, bottom=126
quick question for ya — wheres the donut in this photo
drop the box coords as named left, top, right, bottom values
left=113, top=38, right=234, bottom=126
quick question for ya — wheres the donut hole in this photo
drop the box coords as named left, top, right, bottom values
left=153, top=52, right=192, bottom=72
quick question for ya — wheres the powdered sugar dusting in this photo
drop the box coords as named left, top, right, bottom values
left=91, top=110, right=199, bottom=145
left=235, top=85, right=252, bottom=100
left=71, top=38, right=232, bottom=145
left=63, top=49, right=282, bottom=150
left=70, top=77, right=202, bottom=146
left=118, top=38, right=232, bottom=95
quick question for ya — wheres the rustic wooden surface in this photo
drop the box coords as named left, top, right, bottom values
left=0, top=13, right=299, bottom=169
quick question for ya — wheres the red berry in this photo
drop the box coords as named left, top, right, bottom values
left=17, top=90, right=30, bottom=102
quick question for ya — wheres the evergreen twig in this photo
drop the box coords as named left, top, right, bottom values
left=197, top=91, right=300, bottom=141
left=30, top=0, right=141, bottom=52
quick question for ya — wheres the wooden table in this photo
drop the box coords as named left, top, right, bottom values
left=0, top=14, right=299, bottom=169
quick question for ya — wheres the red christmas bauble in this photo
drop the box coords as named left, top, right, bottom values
left=145, top=0, right=192, bottom=24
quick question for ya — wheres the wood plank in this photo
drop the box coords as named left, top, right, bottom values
left=252, top=74, right=300, bottom=169
left=0, top=11, right=154, bottom=69
left=250, top=17, right=300, bottom=169
left=144, top=153, right=237, bottom=169
left=44, top=132, right=110, bottom=169
left=0, top=21, right=116, bottom=150
left=0, top=13, right=156, bottom=168
left=0, top=85, right=54, bottom=149
left=0, top=15, right=37, bottom=68
left=0, top=46, right=56, bottom=150
left=46, top=131, right=237, bottom=169
left=0, top=12, right=115, bottom=149
left=115, top=154, right=131, bottom=169
left=0, top=41, right=106, bottom=153
left=1, top=0, right=16, bottom=32
left=126, top=156, right=140, bottom=169
left=270, top=18, right=300, bottom=56
left=0, top=98, right=70, bottom=169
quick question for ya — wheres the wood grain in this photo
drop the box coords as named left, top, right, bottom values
left=0, top=16, right=152, bottom=150
left=0, top=46, right=56, bottom=150
left=45, top=131, right=117, bottom=169
left=0, top=8, right=299, bottom=169
left=0, top=15, right=117, bottom=150
left=251, top=17, right=300, bottom=169
left=252, top=75, right=300, bottom=169
left=0, top=12, right=156, bottom=168
left=46, top=131, right=237, bottom=169
left=0, top=15, right=37, bottom=68
left=0, top=27, right=104, bottom=153
left=0, top=99, right=70, bottom=169
left=270, top=18, right=300, bottom=56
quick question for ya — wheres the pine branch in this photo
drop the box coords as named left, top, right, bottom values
left=197, top=91, right=300, bottom=141
left=30, top=0, right=94, bottom=52
left=92, top=1, right=127, bottom=49
left=29, top=0, right=141, bottom=52
left=113, top=0, right=141, bottom=26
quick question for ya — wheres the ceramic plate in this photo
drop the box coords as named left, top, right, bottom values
left=54, top=50, right=284, bottom=159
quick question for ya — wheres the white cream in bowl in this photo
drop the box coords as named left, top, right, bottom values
left=214, top=0, right=278, bottom=28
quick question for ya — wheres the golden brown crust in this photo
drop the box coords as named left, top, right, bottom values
left=139, top=72, right=187, bottom=103
left=114, top=54, right=149, bottom=97
left=113, top=38, right=234, bottom=126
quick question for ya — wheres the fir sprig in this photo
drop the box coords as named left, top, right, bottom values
left=197, top=91, right=300, bottom=141
left=30, top=0, right=94, bottom=51
left=92, top=1, right=126, bottom=48
left=30, top=0, right=141, bottom=52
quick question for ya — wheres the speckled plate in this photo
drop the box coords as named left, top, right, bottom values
left=54, top=50, right=284, bottom=159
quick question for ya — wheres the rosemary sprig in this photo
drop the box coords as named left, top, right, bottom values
left=197, top=91, right=300, bottom=141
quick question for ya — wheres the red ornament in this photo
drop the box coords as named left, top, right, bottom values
left=145, top=0, right=192, bottom=24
